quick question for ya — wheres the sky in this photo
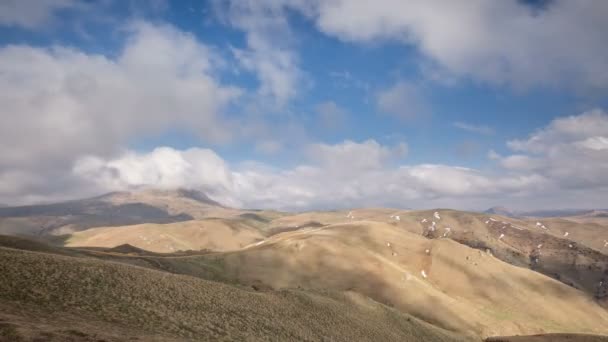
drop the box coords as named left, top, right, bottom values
left=1, top=0, right=608, bottom=211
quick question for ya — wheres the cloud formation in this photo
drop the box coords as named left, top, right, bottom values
left=68, top=110, right=608, bottom=211
left=502, top=109, right=608, bottom=189
left=217, top=0, right=304, bottom=106
left=71, top=140, right=544, bottom=210
left=0, top=21, right=240, bottom=203
left=218, top=0, right=608, bottom=90
left=2, top=2, right=607, bottom=211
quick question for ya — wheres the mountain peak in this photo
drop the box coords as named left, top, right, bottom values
left=484, top=206, right=516, bottom=217
left=96, top=187, right=224, bottom=207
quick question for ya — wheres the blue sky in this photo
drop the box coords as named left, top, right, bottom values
left=1, top=0, right=608, bottom=210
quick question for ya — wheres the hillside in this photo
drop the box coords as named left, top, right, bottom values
left=0, top=188, right=242, bottom=237
left=59, top=207, right=608, bottom=299
left=0, top=238, right=474, bottom=342
left=64, top=218, right=267, bottom=253
left=2, top=202, right=608, bottom=340
left=180, top=219, right=608, bottom=338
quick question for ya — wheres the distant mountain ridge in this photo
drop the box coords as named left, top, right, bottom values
left=484, top=206, right=608, bottom=218
left=0, top=188, right=230, bottom=236
left=484, top=206, right=517, bottom=217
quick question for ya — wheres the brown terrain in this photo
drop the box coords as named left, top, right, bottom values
left=1, top=189, right=608, bottom=341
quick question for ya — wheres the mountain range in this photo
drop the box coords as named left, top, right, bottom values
left=1, top=189, right=608, bottom=341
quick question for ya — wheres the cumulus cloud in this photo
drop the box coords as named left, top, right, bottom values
left=10, top=108, right=607, bottom=210
left=74, top=147, right=239, bottom=206
left=218, top=0, right=608, bottom=90
left=217, top=0, right=304, bottom=106
left=72, top=139, right=549, bottom=211
left=0, top=21, right=241, bottom=203
left=315, top=0, right=608, bottom=89
left=377, top=81, right=430, bottom=119
left=501, top=109, right=608, bottom=189
left=70, top=109, right=608, bottom=211
left=306, top=139, right=407, bottom=173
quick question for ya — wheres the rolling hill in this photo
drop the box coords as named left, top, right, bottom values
left=2, top=192, right=608, bottom=341
left=180, top=219, right=608, bottom=338
left=0, top=235, right=474, bottom=342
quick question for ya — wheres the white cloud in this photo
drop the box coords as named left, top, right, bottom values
left=72, top=109, right=608, bottom=210
left=499, top=155, right=543, bottom=171
left=454, top=122, right=494, bottom=135
left=72, top=139, right=550, bottom=211
left=314, top=0, right=608, bottom=89
left=402, top=164, right=546, bottom=198
left=575, top=136, right=608, bottom=151
left=232, top=36, right=301, bottom=106
left=508, top=109, right=608, bottom=153
left=13, top=106, right=608, bottom=210
left=0, top=0, right=81, bottom=29
left=74, top=147, right=239, bottom=206
left=217, top=1, right=304, bottom=106
left=377, top=81, right=429, bottom=119
left=221, top=0, right=608, bottom=90
left=0, top=21, right=241, bottom=203
left=501, top=109, right=608, bottom=189
left=306, top=139, right=407, bottom=173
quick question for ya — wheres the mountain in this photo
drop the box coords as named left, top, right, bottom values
left=519, top=209, right=596, bottom=218
left=484, top=206, right=517, bottom=217
left=2, top=197, right=608, bottom=340
left=483, top=207, right=607, bottom=218
left=0, top=188, right=233, bottom=237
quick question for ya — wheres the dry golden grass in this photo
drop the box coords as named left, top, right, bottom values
left=183, top=220, right=608, bottom=338
left=485, top=334, right=608, bottom=342
left=0, top=242, right=474, bottom=342
left=3, top=205, right=608, bottom=341
left=65, top=218, right=265, bottom=253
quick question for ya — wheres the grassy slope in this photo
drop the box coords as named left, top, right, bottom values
left=0, top=244, right=474, bottom=342
left=485, top=334, right=608, bottom=342
left=178, top=221, right=608, bottom=338
left=4, top=206, right=608, bottom=340
left=65, top=218, right=266, bottom=253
